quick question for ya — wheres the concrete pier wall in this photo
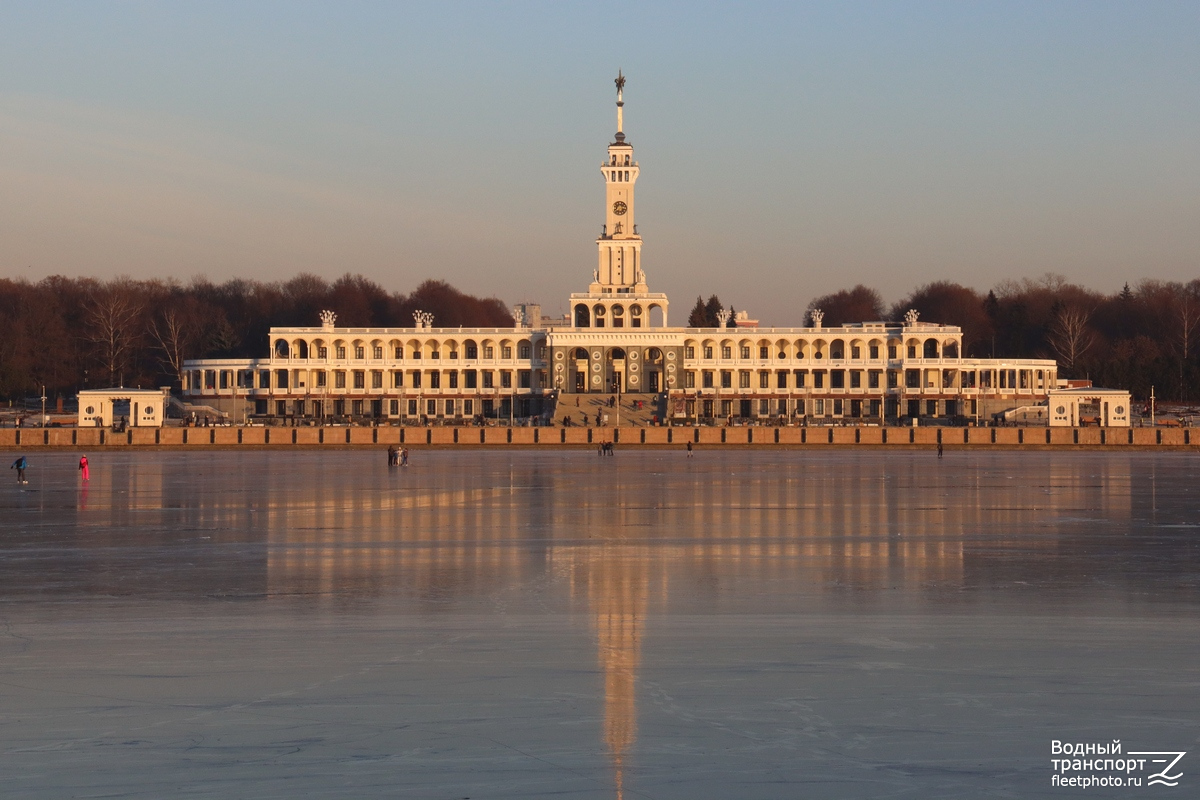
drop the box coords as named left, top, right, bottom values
left=0, top=426, right=1193, bottom=451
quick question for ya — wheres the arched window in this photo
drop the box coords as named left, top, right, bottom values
left=574, top=304, right=590, bottom=327
left=830, top=340, right=845, bottom=360
left=274, top=340, right=290, bottom=358
left=924, top=339, right=939, bottom=358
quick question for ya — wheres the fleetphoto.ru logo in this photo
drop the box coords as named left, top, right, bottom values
left=1051, top=740, right=1186, bottom=788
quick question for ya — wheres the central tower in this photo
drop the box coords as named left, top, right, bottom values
left=570, top=72, right=668, bottom=330
left=593, top=70, right=646, bottom=294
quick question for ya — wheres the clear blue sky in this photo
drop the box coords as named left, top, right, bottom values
left=1, top=1, right=1197, bottom=324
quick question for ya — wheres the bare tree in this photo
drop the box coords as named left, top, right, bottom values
left=1173, top=289, right=1200, bottom=400
left=84, top=281, right=143, bottom=387
left=1047, top=306, right=1095, bottom=374
left=148, top=305, right=199, bottom=388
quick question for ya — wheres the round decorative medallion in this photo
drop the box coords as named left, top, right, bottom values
left=1115, top=405, right=1124, bottom=414
left=630, top=363, right=639, bottom=372
left=612, top=201, right=627, bottom=216
left=555, top=364, right=563, bottom=373
left=1056, top=406, right=1066, bottom=415
left=592, top=351, right=602, bottom=360
left=668, top=376, right=676, bottom=386
left=667, top=351, right=676, bottom=360
left=592, top=363, right=601, bottom=372
left=592, top=375, right=601, bottom=385
left=555, top=351, right=564, bottom=360
left=667, top=363, right=676, bottom=372
left=629, top=350, right=638, bottom=359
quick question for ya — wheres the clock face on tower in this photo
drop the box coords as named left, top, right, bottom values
left=612, top=201, right=627, bottom=216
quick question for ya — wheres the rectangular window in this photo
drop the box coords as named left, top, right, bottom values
left=720, top=400, right=732, bottom=417
left=519, top=344, right=532, bottom=359
left=867, top=371, right=879, bottom=389
left=465, top=370, right=477, bottom=389
left=501, top=371, right=513, bottom=389
left=355, top=346, right=365, bottom=360
left=448, top=371, right=458, bottom=389
left=318, top=346, right=328, bottom=359
left=704, top=346, right=714, bottom=359
left=721, top=371, right=732, bottom=388
left=758, top=399, right=770, bottom=415
left=685, top=371, right=696, bottom=389
left=502, top=346, right=513, bottom=359
left=446, top=399, right=456, bottom=416
left=449, top=350, right=458, bottom=360
left=741, top=345, right=751, bottom=359
left=702, top=371, right=714, bottom=388
left=793, top=370, right=806, bottom=388
left=869, top=344, right=879, bottom=359
left=371, top=370, right=383, bottom=389
left=389, top=399, right=399, bottom=416
left=411, top=371, right=421, bottom=388
left=888, top=345, right=897, bottom=359
left=739, top=371, right=751, bottom=388
left=412, top=349, right=421, bottom=359
left=466, top=344, right=478, bottom=359
left=814, top=398, right=825, bottom=416
left=830, top=370, right=844, bottom=389
left=851, top=345, right=861, bottom=359
left=336, top=346, right=346, bottom=359
left=373, top=346, right=383, bottom=359
left=518, top=370, right=531, bottom=388
left=315, top=371, right=327, bottom=388
left=685, top=346, right=695, bottom=359
left=833, top=399, right=843, bottom=416
left=430, top=350, right=440, bottom=360
left=464, top=399, right=473, bottom=415
left=259, top=370, right=271, bottom=389
left=407, top=399, right=418, bottom=416
left=758, top=372, right=769, bottom=389
left=392, top=371, right=403, bottom=388
left=429, top=372, right=440, bottom=389
left=352, top=399, right=363, bottom=416
left=722, top=346, right=732, bottom=359
left=482, top=371, right=494, bottom=388
left=484, top=346, right=494, bottom=359
left=394, top=346, right=403, bottom=359
left=905, top=369, right=920, bottom=389
left=759, top=346, right=769, bottom=359
left=219, top=371, right=229, bottom=389
left=887, top=370, right=898, bottom=388
left=276, top=400, right=287, bottom=416
left=353, top=371, right=365, bottom=389
left=850, top=371, right=861, bottom=389
left=776, top=371, right=788, bottom=389
left=334, top=371, right=347, bottom=389
left=427, top=399, right=436, bottom=416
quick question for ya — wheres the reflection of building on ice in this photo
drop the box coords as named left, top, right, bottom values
left=565, top=544, right=650, bottom=800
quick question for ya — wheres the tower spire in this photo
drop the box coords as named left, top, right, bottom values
left=615, top=70, right=625, bottom=141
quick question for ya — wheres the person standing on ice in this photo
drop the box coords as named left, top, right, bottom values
left=11, top=455, right=28, bottom=484
left=79, top=455, right=90, bottom=481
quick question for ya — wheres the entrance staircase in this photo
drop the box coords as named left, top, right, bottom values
left=549, top=393, right=665, bottom=428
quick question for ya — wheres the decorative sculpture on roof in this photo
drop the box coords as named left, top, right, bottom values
left=615, top=70, right=625, bottom=92
left=904, top=308, right=920, bottom=327
left=716, top=308, right=731, bottom=327
left=318, top=309, right=337, bottom=328
left=809, top=308, right=824, bottom=328
left=413, top=310, right=434, bottom=329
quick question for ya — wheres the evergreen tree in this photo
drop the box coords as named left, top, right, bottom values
left=686, top=296, right=708, bottom=327
left=703, top=295, right=723, bottom=327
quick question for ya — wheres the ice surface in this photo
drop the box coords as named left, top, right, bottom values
left=2, top=449, right=1199, bottom=798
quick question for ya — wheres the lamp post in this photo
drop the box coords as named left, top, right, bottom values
left=40, top=385, right=47, bottom=427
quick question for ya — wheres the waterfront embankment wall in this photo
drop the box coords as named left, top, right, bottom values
left=0, top=426, right=1193, bottom=450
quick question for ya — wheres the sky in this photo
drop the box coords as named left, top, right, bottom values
left=1, top=1, right=1197, bottom=325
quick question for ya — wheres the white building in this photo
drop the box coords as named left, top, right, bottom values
left=183, top=75, right=1059, bottom=426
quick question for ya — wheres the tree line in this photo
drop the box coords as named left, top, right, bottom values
left=689, top=274, right=1200, bottom=402
left=0, top=274, right=512, bottom=400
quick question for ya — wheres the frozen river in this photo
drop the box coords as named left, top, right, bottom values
left=2, top=449, right=1199, bottom=798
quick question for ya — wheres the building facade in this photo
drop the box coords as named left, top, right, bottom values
left=182, top=75, right=1058, bottom=425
